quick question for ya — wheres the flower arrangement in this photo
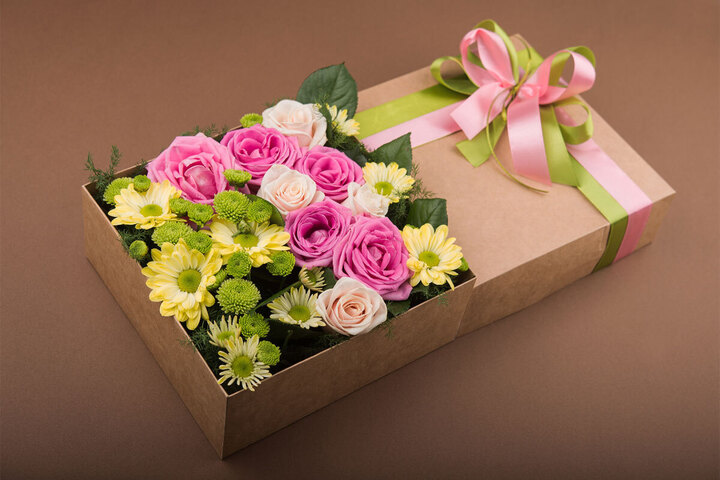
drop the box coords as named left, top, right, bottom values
left=85, top=64, right=469, bottom=393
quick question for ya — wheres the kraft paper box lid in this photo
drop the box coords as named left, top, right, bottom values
left=356, top=35, right=675, bottom=335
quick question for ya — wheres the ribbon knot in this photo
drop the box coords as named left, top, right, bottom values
left=431, top=20, right=597, bottom=189
left=516, top=83, right=541, bottom=99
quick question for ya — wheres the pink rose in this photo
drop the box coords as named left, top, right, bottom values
left=289, top=146, right=364, bottom=202
left=333, top=215, right=412, bottom=301
left=285, top=200, right=353, bottom=268
left=317, top=277, right=388, bottom=336
left=220, top=125, right=302, bottom=192
left=147, top=133, right=238, bottom=204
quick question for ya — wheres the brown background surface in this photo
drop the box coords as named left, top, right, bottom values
left=1, top=0, right=718, bottom=478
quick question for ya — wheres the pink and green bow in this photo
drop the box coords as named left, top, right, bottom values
left=432, top=19, right=596, bottom=188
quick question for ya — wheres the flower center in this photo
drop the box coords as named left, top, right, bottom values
left=419, top=250, right=440, bottom=267
left=140, top=203, right=163, bottom=217
left=374, top=181, right=394, bottom=196
left=288, top=305, right=311, bottom=322
left=177, top=269, right=202, bottom=293
left=233, top=233, right=259, bottom=248
left=217, top=331, right=234, bottom=342
left=230, top=355, right=254, bottom=378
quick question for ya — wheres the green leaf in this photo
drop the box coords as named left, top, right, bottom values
left=406, top=198, right=448, bottom=229
left=322, top=268, right=338, bottom=289
left=411, top=283, right=431, bottom=297
left=387, top=300, right=411, bottom=318
left=268, top=207, right=284, bottom=227
left=341, top=143, right=367, bottom=167
left=296, top=64, right=358, bottom=117
left=247, top=194, right=284, bottom=226
left=369, top=133, right=412, bottom=172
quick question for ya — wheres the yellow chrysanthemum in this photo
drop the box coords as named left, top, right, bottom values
left=209, top=217, right=290, bottom=267
left=268, top=285, right=325, bottom=329
left=362, top=162, right=415, bottom=203
left=217, top=335, right=271, bottom=391
left=141, top=239, right=222, bottom=330
left=109, top=180, right=181, bottom=229
left=402, top=224, right=463, bottom=289
left=326, top=104, right=360, bottom=136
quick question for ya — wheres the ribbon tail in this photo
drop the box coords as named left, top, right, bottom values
left=539, top=105, right=578, bottom=186
left=457, top=115, right=507, bottom=167
left=506, top=96, right=552, bottom=185
left=450, top=83, right=507, bottom=139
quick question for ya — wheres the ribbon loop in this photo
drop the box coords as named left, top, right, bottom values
left=430, top=56, right=478, bottom=96
left=555, top=98, right=593, bottom=145
left=532, top=49, right=596, bottom=104
left=461, top=28, right=515, bottom=87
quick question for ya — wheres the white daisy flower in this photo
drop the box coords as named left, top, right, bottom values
left=268, top=285, right=325, bottom=329
left=207, top=315, right=242, bottom=348
left=326, top=104, right=360, bottom=136
left=217, top=335, right=271, bottom=391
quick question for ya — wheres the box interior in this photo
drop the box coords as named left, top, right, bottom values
left=83, top=171, right=476, bottom=457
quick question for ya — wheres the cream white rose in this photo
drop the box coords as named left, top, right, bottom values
left=341, top=182, right=390, bottom=217
left=317, top=277, right=387, bottom=336
left=257, top=164, right=325, bottom=217
left=262, top=99, right=327, bottom=148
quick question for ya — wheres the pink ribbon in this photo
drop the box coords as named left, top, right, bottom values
left=362, top=101, right=464, bottom=150
left=451, top=28, right=596, bottom=185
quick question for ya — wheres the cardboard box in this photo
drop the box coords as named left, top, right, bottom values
left=82, top=169, right=475, bottom=458
left=356, top=35, right=675, bottom=336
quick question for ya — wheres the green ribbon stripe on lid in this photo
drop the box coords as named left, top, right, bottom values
left=355, top=84, right=466, bottom=140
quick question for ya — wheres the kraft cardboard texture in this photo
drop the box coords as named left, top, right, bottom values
left=356, top=35, right=675, bottom=336
left=82, top=174, right=475, bottom=458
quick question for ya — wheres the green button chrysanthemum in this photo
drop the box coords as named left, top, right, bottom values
left=207, top=269, right=227, bottom=291
left=132, top=175, right=151, bottom=193
left=103, top=177, right=133, bottom=205
left=224, top=169, right=253, bottom=189
left=214, top=191, right=250, bottom=223
left=458, top=257, right=469, bottom=272
left=226, top=251, right=252, bottom=278
left=185, top=231, right=213, bottom=254
left=266, top=251, right=295, bottom=277
left=151, top=221, right=193, bottom=247
left=239, top=312, right=270, bottom=338
left=169, top=197, right=192, bottom=216
left=128, top=240, right=148, bottom=260
left=246, top=198, right=273, bottom=223
left=187, top=203, right=214, bottom=227
left=257, top=340, right=281, bottom=366
left=240, top=113, right=263, bottom=128
left=217, top=278, right=261, bottom=315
